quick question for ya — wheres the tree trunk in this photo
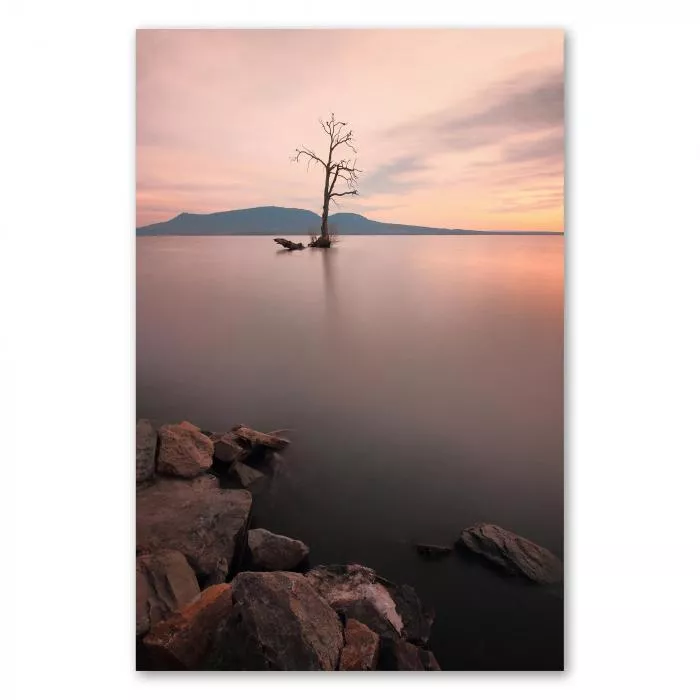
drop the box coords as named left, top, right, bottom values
left=320, top=151, right=332, bottom=241
left=321, top=195, right=330, bottom=240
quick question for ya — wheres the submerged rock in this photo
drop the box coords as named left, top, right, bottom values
left=135, top=419, right=157, bottom=483
left=230, top=462, right=266, bottom=491
left=305, top=564, right=433, bottom=645
left=414, top=543, right=453, bottom=560
left=339, top=618, right=380, bottom=671
left=156, top=421, right=214, bottom=478
left=262, top=451, right=288, bottom=475
left=212, top=432, right=245, bottom=465
left=207, top=571, right=344, bottom=671
left=247, top=528, right=309, bottom=571
left=141, top=583, right=232, bottom=670
left=378, top=639, right=441, bottom=671
left=136, top=550, right=200, bottom=636
left=136, top=475, right=252, bottom=586
left=458, top=523, right=563, bottom=585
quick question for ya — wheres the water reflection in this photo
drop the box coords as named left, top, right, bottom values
left=319, top=247, right=340, bottom=337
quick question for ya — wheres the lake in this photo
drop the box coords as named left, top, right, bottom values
left=136, top=234, right=564, bottom=670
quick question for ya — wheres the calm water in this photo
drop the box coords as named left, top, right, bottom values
left=136, top=234, right=564, bottom=670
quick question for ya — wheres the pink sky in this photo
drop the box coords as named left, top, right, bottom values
left=136, top=29, right=564, bottom=231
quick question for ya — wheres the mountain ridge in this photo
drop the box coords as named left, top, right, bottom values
left=136, top=206, right=563, bottom=236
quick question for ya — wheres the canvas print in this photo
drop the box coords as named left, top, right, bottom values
left=135, top=28, right=564, bottom=671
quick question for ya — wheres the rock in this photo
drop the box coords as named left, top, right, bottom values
left=378, top=639, right=441, bottom=671
left=141, top=583, right=232, bottom=670
left=230, top=462, right=266, bottom=491
left=212, top=432, right=245, bottom=465
left=233, top=425, right=290, bottom=451
left=414, top=543, right=453, bottom=560
left=136, top=550, right=200, bottom=637
left=339, top=618, right=380, bottom=671
left=389, top=582, right=435, bottom=646
left=307, top=565, right=402, bottom=640
left=136, top=475, right=252, bottom=586
left=306, top=564, right=433, bottom=645
left=458, top=523, right=563, bottom=585
left=247, top=528, right=309, bottom=571
left=135, top=419, right=157, bottom=483
left=206, top=571, right=344, bottom=670
left=135, top=566, right=151, bottom=636
left=156, top=421, right=214, bottom=478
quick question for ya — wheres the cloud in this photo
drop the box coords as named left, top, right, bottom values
left=441, top=70, right=564, bottom=140
left=360, top=155, right=429, bottom=196
left=501, top=129, right=564, bottom=166
left=383, top=67, right=564, bottom=176
left=488, top=193, right=564, bottom=214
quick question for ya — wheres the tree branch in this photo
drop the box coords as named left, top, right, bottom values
left=292, top=147, right=327, bottom=170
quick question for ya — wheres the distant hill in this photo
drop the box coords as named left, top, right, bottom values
left=136, top=206, right=562, bottom=236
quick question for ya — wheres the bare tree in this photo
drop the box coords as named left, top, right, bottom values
left=293, top=114, right=360, bottom=246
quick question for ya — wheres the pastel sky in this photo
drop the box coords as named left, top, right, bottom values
left=136, top=29, right=564, bottom=231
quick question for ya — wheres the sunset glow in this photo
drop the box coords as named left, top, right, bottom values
left=136, top=29, right=564, bottom=231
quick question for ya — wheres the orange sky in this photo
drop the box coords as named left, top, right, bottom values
left=136, top=29, right=564, bottom=231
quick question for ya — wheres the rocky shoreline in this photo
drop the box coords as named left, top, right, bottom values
left=136, top=419, right=563, bottom=671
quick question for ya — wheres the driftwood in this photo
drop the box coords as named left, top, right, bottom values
left=308, top=236, right=331, bottom=248
left=274, top=238, right=304, bottom=251
left=233, top=425, right=291, bottom=451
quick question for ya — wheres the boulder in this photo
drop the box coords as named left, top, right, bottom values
left=230, top=462, right=266, bottom=491
left=206, top=571, right=344, bottom=671
left=141, top=583, right=232, bottom=670
left=212, top=432, right=245, bottom=465
left=414, top=543, right=453, bottom=560
left=389, top=582, right=435, bottom=646
left=247, top=528, right=309, bottom=571
left=339, top=618, right=380, bottom=671
left=136, top=550, right=200, bottom=637
left=135, top=419, right=157, bottom=483
left=305, top=564, right=433, bottom=645
left=378, top=639, right=441, bottom=671
left=458, top=523, right=563, bottom=585
left=156, top=421, right=214, bottom=478
left=136, top=475, right=252, bottom=586
left=233, top=425, right=290, bottom=451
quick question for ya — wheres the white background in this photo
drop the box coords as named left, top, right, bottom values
left=2, top=1, right=700, bottom=698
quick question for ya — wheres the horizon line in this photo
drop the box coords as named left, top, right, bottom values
left=136, top=204, right=564, bottom=235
